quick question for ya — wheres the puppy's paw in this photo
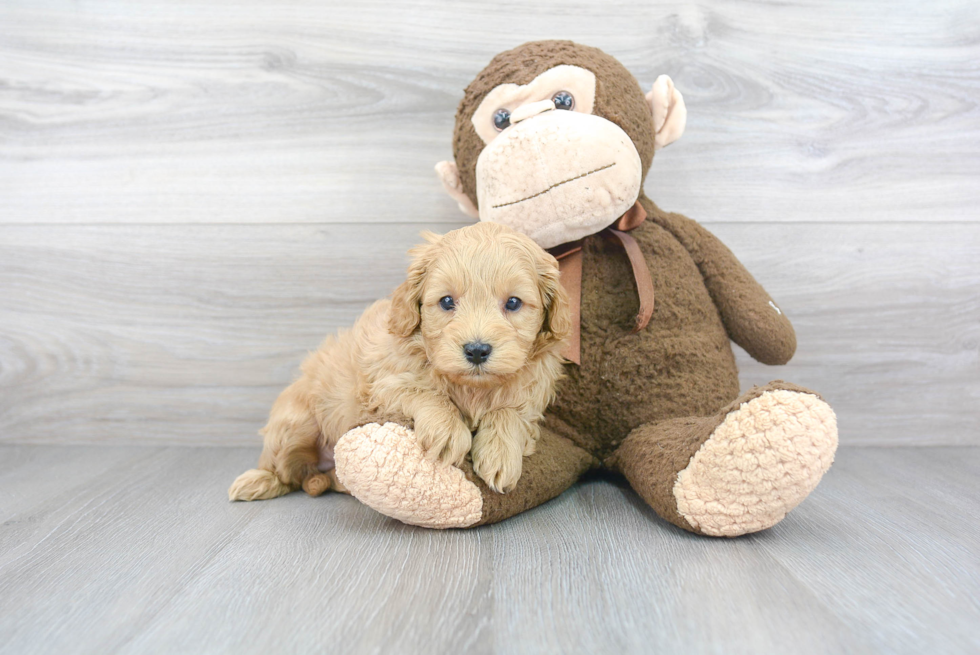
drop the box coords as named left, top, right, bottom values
left=472, top=427, right=524, bottom=494
left=228, top=469, right=291, bottom=501
left=522, top=423, right=540, bottom=457
left=416, top=412, right=473, bottom=467
left=302, top=473, right=331, bottom=497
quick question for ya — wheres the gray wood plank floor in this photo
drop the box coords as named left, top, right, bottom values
left=0, top=445, right=977, bottom=655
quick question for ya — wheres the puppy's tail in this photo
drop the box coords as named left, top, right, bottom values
left=228, top=468, right=293, bottom=501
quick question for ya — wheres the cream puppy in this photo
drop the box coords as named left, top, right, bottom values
left=229, top=221, right=569, bottom=500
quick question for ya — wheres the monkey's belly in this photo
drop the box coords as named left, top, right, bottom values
left=549, top=222, right=741, bottom=459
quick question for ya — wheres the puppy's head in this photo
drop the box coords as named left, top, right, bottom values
left=389, top=221, right=569, bottom=385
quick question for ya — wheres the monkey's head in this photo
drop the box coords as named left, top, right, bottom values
left=436, top=40, right=686, bottom=249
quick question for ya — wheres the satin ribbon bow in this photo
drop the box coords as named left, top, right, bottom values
left=547, top=200, right=655, bottom=364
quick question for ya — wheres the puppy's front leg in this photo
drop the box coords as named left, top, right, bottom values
left=472, top=408, right=535, bottom=494
left=412, top=397, right=473, bottom=466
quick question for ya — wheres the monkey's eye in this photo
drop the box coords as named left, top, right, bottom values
left=504, top=297, right=523, bottom=312
left=552, top=91, right=574, bottom=110
left=493, top=108, right=511, bottom=131
left=439, top=296, right=455, bottom=311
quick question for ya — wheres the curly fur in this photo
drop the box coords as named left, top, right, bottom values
left=229, top=221, right=569, bottom=500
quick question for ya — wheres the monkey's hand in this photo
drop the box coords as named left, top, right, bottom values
left=649, top=208, right=797, bottom=365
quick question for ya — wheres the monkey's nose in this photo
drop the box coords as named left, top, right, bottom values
left=463, top=342, right=493, bottom=365
left=510, top=99, right=555, bottom=124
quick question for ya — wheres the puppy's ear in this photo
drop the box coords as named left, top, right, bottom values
left=534, top=250, right=572, bottom=352
left=388, top=233, right=441, bottom=338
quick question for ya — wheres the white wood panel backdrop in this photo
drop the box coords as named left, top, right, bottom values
left=1, top=0, right=978, bottom=445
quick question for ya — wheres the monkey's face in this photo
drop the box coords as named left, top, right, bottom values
left=437, top=42, right=686, bottom=250
left=471, top=66, right=642, bottom=249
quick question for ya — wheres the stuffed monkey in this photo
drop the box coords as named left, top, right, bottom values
left=332, top=41, right=837, bottom=537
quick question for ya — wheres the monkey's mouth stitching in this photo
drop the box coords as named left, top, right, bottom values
left=491, top=162, right=617, bottom=209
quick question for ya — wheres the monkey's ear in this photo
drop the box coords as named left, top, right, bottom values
left=388, top=237, right=440, bottom=338
left=645, top=75, right=687, bottom=151
left=435, top=161, right=480, bottom=219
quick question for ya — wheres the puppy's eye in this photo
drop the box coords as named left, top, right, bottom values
left=493, top=108, right=511, bottom=131
left=439, top=296, right=455, bottom=311
left=552, top=91, right=574, bottom=110
left=504, top=297, right=523, bottom=312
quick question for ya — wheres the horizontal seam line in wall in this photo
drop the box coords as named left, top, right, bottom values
left=1, top=221, right=979, bottom=227
left=0, top=444, right=975, bottom=450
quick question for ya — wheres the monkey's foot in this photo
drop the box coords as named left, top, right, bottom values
left=673, top=385, right=838, bottom=537
left=613, top=382, right=838, bottom=537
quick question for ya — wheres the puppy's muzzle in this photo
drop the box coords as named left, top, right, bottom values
left=463, top=342, right=492, bottom=365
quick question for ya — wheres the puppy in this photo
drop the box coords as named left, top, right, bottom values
left=229, top=221, right=570, bottom=500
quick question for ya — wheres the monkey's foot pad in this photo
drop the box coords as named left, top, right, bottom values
left=674, top=389, right=838, bottom=537
left=334, top=422, right=483, bottom=529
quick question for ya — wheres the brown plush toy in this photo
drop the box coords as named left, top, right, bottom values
left=332, top=41, right=838, bottom=537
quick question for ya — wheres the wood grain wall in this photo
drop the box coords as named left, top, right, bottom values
left=1, top=1, right=977, bottom=446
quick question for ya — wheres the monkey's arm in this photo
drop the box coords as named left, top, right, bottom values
left=647, top=207, right=797, bottom=365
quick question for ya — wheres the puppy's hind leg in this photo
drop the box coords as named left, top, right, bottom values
left=229, top=383, right=323, bottom=501
left=302, top=473, right=331, bottom=497
left=298, top=469, right=349, bottom=496
left=229, top=468, right=292, bottom=501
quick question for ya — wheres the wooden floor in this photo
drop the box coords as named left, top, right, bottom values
left=0, top=445, right=976, bottom=654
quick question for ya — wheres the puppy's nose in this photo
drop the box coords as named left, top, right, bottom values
left=463, top=342, right=493, bottom=365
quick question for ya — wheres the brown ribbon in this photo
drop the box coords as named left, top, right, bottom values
left=549, top=200, right=654, bottom=364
